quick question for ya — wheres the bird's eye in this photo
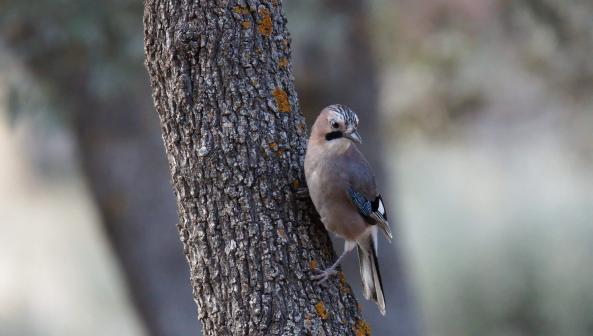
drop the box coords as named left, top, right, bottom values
left=330, top=120, right=339, bottom=129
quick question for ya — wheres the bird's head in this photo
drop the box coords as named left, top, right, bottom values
left=313, top=104, right=362, bottom=144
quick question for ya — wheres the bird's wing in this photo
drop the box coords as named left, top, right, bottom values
left=347, top=187, right=392, bottom=241
left=341, top=144, right=392, bottom=240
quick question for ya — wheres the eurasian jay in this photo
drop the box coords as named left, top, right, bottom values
left=304, top=104, right=392, bottom=315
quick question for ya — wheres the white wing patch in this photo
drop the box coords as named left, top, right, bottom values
left=377, top=199, right=385, bottom=216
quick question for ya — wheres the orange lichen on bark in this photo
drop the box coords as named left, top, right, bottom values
left=338, top=271, right=351, bottom=294
left=277, top=228, right=287, bottom=240
left=241, top=20, right=252, bottom=29
left=268, top=141, right=285, bottom=157
left=353, top=319, right=372, bottom=336
left=233, top=6, right=250, bottom=15
left=291, top=179, right=300, bottom=189
left=278, top=57, right=289, bottom=69
left=273, top=87, right=291, bottom=112
left=315, top=301, right=329, bottom=320
left=309, top=259, right=318, bottom=270
left=257, top=8, right=273, bottom=36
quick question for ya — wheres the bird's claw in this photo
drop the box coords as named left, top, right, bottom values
left=310, top=268, right=338, bottom=284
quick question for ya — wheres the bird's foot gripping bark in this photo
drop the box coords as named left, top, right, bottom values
left=311, top=267, right=338, bottom=284
left=311, top=241, right=353, bottom=284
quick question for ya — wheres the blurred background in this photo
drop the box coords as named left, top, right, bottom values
left=1, top=0, right=593, bottom=335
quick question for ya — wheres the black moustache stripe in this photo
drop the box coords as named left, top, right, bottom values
left=325, top=131, right=343, bottom=141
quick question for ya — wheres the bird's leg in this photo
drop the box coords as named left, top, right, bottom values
left=311, top=250, right=348, bottom=283
left=311, top=240, right=356, bottom=284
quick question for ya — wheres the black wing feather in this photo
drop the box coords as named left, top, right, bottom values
left=347, top=188, right=393, bottom=240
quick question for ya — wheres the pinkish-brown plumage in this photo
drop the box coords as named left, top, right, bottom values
left=304, top=105, right=390, bottom=315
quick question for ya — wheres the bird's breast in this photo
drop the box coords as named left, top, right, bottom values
left=306, top=167, right=368, bottom=241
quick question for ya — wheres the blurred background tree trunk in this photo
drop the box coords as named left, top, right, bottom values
left=72, top=83, right=198, bottom=336
left=143, top=0, right=364, bottom=335
left=0, top=3, right=199, bottom=335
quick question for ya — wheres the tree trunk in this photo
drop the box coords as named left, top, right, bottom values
left=143, top=1, right=365, bottom=335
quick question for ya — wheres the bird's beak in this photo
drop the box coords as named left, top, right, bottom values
left=345, top=130, right=362, bottom=144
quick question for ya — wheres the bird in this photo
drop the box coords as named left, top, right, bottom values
left=304, top=104, right=392, bottom=315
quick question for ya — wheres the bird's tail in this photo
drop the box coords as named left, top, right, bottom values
left=357, top=232, right=386, bottom=315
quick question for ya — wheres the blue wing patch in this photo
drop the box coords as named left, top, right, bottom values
left=347, top=187, right=372, bottom=217
left=348, top=188, right=393, bottom=241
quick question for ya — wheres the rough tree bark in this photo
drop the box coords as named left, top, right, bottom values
left=144, top=1, right=367, bottom=335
